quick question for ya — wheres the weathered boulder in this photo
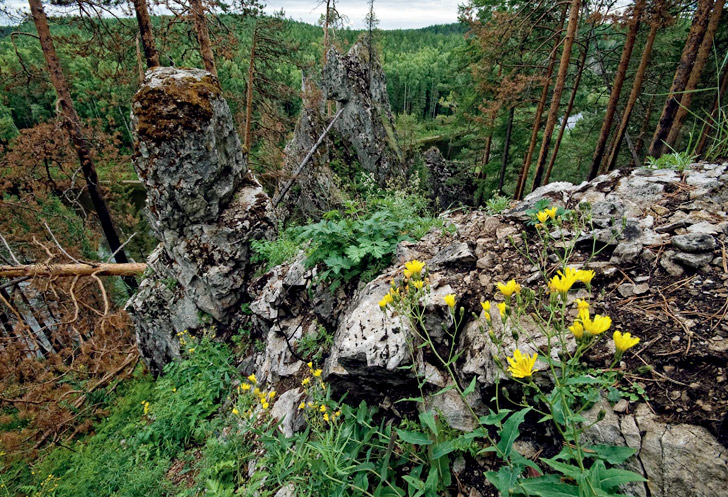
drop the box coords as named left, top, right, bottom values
left=127, top=67, right=277, bottom=374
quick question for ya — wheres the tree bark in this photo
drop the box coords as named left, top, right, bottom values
left=190, top=0, right=217, bottom=77
left=244, top=20, right=257, bottom=153
left=696, top=60, right=728, bottom=155
left=605, top=0, right=663, bottom=172
left=648, top=0, right=714, bottom=157
left=544, top=44, right=588, bottom=184
left=634, top=94, right=655, bottom=163
left=498, top=106, right=515, bottom=194
left=587, top=0, right=646, bottom=180
left=28, top=0, right=138, bottom=291
left=666, top=0, right=725, bottom=148
left=0, top=263, right=147, bottom=278
left=131, top=0, right=160, bottom=68
left=513, top=4, right=567, bottom=200
left=529, top=0, right=582, bottom=192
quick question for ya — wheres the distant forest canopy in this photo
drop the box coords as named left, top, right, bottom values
left=0, top=0, right=726, bottom=207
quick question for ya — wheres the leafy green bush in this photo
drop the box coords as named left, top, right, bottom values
left=251, top=226, right=301, bottom=270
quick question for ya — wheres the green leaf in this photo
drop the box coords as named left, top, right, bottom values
left=518, top=476, right=580, bottom=497
left=395, top=429, right=432, bottom=445
left=479, top=409, right=512, bottom=426
left=462, top=376, right=477, bottom=397
left=598, top=468, right=647, bottom=489
left=485, top=466, right=521, bottom=495
left=585, top=445, right=637, bottom=465
left=496, top=407, right=531, bottom=458
left=564, top=375, right=603, bottom=385
left=419, top=411, right=438, bottom=437
left=432, top=439, right=459, bottom=459
left=395, top=396, right=424, bottom=404
left=431, top=384, right=456, bottom=397
left=541, top=457, right=582, bottom=479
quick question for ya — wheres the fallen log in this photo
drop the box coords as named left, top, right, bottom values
left=0, top=263, right=147, bottom=279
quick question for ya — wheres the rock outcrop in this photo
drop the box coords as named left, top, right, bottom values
left=423, top=147, right=477, bottom=209
left=277, top=41, right=403, bottom=220
left=127, top=67, right=276, bottom=374
left=245, top=162, right=728, bottom=496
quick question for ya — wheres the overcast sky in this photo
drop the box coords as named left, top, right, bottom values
left=0, top=0, right=463, bottom=29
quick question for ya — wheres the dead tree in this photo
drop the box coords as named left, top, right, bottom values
left=26, top=0, right=137, bottom=290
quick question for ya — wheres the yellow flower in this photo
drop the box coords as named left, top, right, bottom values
left=313, top=369, right=323, bottom=377
left=188, top=348, right=195, bottom=353
left=576, top=269, right=595, bottom=285
left=569, top=321, right=584, bottom=339
left=405, top=259, right=426, bottom=277
left=497, top=279, right=521, bottom=297
left=172, top=388, right=176, bottom=392
left=536, top=210, right=549, bottom=223
left=262, top=401, right=269, bottom=409
left=403, top=269, right=413, bottom=279
left=481, top=301, right=492, bottom=320
left=241, top=383, right=251, bottom=391
left=613, top=331, right=640, bottom=353
left=581, top=310, right=612, bottom=336
left=545, top=206, right=558, bottom=219
left=379, top=297, right=388, bottom=309
left=496, top=302, right=507, bottom=317
left=232, top=408, right=240, bottom=416
left=320, top=405, right=327, bottom=412
left=549, top=267, right=578, bottom=294
left=323, top=413, right=330, bottom=422
left=444, top=294, right=456, bottom=308
left=414, top=280, right=424, bottom=290
left=248, top=374, right=257, bottom=384
left=298, top=402, right=306, bottom=409
left=507, top=349, right=538, bottom=379
left=335, top=410, right=341, bottom=417
left=307, top=362, right=313, bottom=369
left=253, top=387, right=261, bottom=396
left=302, top=378, right=310, bottom=386
left=575, top=299, right=590, bottom=311
left=268, top=391, right=276, bottom=399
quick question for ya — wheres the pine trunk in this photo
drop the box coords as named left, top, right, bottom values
left=648, top=0, right=713, bottom=157
left=131, top=0, right=160, bottom=68
left=666, top=0, right=725, bottom=148
left=513, top=5, right=567, bottom=200
left=634, top=94, right=655, bottom=164
left=28, top=0, right=137, bottom=291
left=190, top=0, right=217, bottom=77
left=544, top=44, right=588, bottom=184
left=529, top=0, right=582, bottom=192
left=244, top=21, right=257, bottom=153
left=605, top=0, right=662, bottom=172
left=587, top=0, right=646, bottom=180
left=498, top=106, right=515, bottom=194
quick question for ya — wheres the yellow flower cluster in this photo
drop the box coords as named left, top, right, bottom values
left=296, top=362, right=341, bottom=423
left=535, top=206, right=559, bottom=224
left=176, top=329, right=196, bottom=354
left=548, top=267, right=595, bottom=295
left=443, top=294, right=456, bottom=308
left=236, top=373, right=276, bottom=411
left=140, top=400, right=150, bottom=415
left=380, top=260, right=431, bottom=310
left=31, top=473, right=59, bottom=496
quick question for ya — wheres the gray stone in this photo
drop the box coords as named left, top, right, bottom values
left=428, top=242, right=476, bottom=269
left=270, top=389, right=306, bottom=438
left=673, top=251, right=714, bottom=269
left=672, top=233, right=717, bottom=253
left=660, top=251, right=685, bottom=277
left=610, top=242, right=643, bottom=265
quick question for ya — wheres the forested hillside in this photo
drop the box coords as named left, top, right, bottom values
left=1, top=0, right=727, bottom=495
